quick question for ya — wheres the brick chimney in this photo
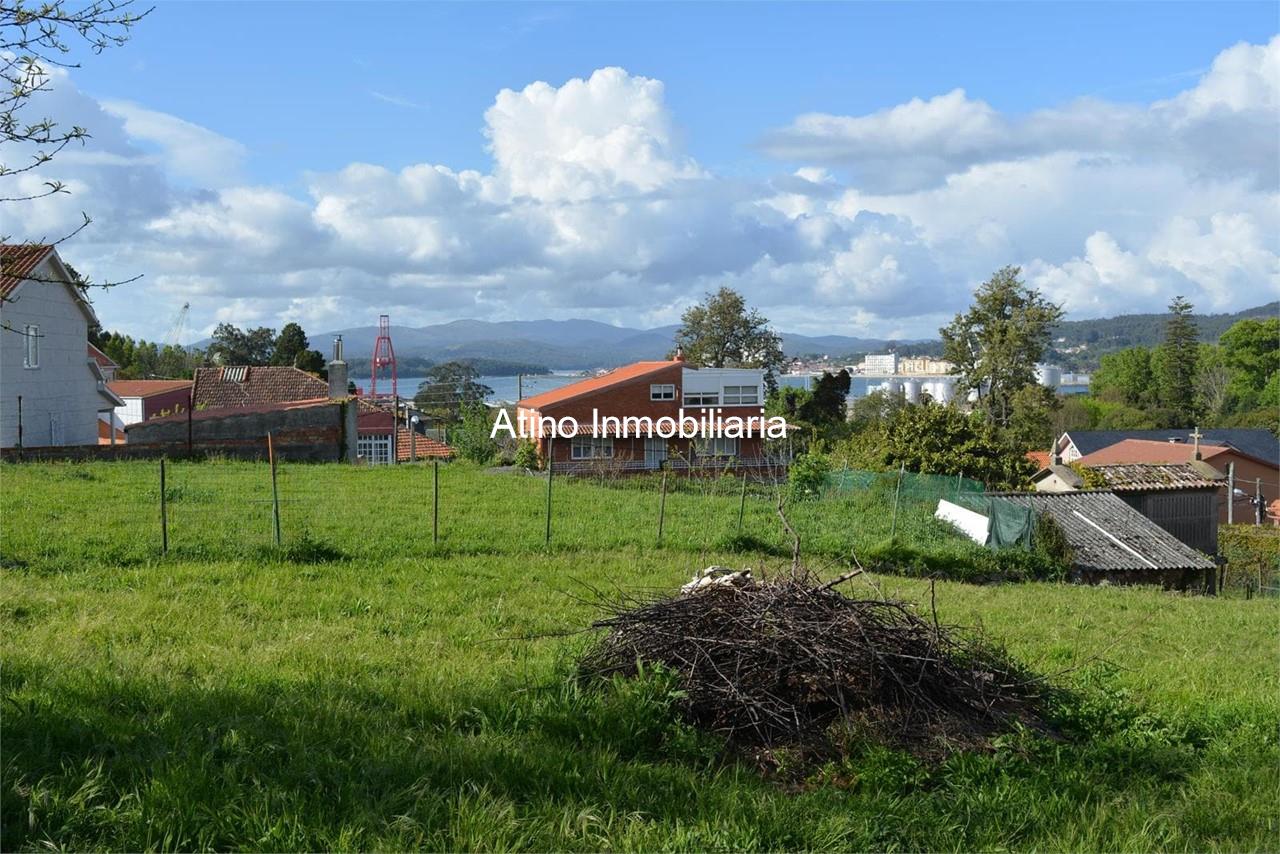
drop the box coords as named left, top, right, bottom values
left=328, top=335, right=348, bottom=399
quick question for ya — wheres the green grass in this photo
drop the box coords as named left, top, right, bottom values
left=2, top=461, right=1278, bottom=851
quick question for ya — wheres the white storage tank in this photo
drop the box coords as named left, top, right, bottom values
left=903, top=379, right=922, bottom=403
left=1036, top=364, right=1062, bottom=388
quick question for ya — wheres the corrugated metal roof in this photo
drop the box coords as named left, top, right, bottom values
left=1087, top=461, right=1224, bottom=492
left=992, top=491, right=1214, bottom=572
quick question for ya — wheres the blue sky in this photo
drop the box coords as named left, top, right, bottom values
left=4, top=2, right=1278, bottom=340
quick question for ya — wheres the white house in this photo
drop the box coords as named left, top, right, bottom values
left=0, top=244, right=123, bottom=448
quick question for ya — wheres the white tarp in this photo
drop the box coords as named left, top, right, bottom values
left=936, top=499, right=989, bottom=545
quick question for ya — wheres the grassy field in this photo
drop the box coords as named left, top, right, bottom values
left=2, top=460, right=1278, bottom=851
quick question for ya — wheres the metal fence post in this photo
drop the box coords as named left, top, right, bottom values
left=432, top=458, right=439, bottom=546
left=268, top=432, right=282, bottom=547
left=889, top=462, right=905, bottom=543
left=657, top=465, right=668, bottom=546
left=544, top=437, right=554, bottom=546
left=1227, top=462, right=1235, bottom=524
left=159, top=457, right=168, bottom=555
left=737, top=474, right=748, bottom=535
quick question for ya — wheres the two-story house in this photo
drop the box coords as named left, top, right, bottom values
left=516, top=355, right=787, bottom=471
left=1, top=244, right=123, bottom=448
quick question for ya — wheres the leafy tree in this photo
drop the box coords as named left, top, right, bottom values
left=673, top=287, right=785, bottom=390
left=1220, top=317, right=1280, bottom=408
left=1193, top=344, right=1232, bottom=426
left=208, top=323, right=275, bottom=366
left=452, top=402, right=498, bottom=464
left=1154, top=296, right=1199, bottom=423
left=1090, top=347, right=1154, bottom=407
left=270, top=323, right=306, bottom=365
left=799, top=369, right=851, bottom=429
left=414, top=361, right=493, bottom=423
left=940, top=266, right=1063, bottom=428
left=1006, top=384, right=1060, bottom=451
left=94, top=330, right=198, bottom=379
left=882, top=401, right=1034, bottom=490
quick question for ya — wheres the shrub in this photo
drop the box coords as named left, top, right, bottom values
left=788, top=452, right=830, bottom=501
left=513, top=440, right=540, bottom=470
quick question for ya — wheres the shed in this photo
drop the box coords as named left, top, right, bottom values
left=992, top=491, right=1215, bottom=591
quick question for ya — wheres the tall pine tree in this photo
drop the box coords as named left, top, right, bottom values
left=1156, top=296, right=1199, bottom=425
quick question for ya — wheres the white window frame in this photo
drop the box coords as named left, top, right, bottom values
left=650, top=383, right=675, bottom=401
left=683, top=391, right=719, bottom=407
left=357, top=434, right=393, bottom=465
left=571, top=436, right=614, bottom=460
left=722, top=385, right=759, bottom=406
left=23, top=325, right=39, bottom=368
left=695, top=437, right=739, bottom=457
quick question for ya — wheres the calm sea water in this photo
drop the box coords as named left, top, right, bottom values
left=358, top=373, right=1088, bottom=403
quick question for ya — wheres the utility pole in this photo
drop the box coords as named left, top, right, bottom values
left=1227, top=462, right=1235, bottom=524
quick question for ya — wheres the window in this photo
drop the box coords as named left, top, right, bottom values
left=650, top=383, right=675, bottom=401
left=571, top=436, right=613, bottom=460
left=695, top=437, right=739, bottom=457
left=722, top=385, right=759, bottom=405
left=23, top=325, right=39, bottom=368
left=683, top=391, right=719, bottom=407
left=357, top=434, right=393, bottom=465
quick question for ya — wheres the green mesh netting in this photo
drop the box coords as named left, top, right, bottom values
left=951, top=492, right=1036, bottom=549
left=825, top=468, right=986, bottom=504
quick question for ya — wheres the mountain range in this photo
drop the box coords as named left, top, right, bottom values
left=311, top=302, right=1276, bottom=372
left=316, top=318, right=914, bottom=371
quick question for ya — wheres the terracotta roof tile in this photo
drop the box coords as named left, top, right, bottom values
left=396, top=431, right=453, bottom=461
left=109, top=379, right=193, bottom=399
left=192, top=366, right=329, bottom=410
left=518, top=361, right=679, bottom=409
left=88, top=342, right=117, bottom=368
left=1078, top=438, right=1235, bottom=466
left=0, top=244, right=54, bottom=298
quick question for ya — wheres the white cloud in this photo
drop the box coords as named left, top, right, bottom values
left=101, top=100, right=246, bottom=187
left=2, top=43, right=1277, bottom=345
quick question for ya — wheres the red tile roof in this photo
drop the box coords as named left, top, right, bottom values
left=1085, top=461, right=1225, bottom=492
left=0, top=244, right=53, bottom=298
left=109, top=379, right=193, bottom=399
left=88, top=342, right=117, bottom=369
left=192, top=366, right=329, bottom=410
left=518, top=361, right=679, bottom=409
left=396, top=431, right=453, bottom=461
left=135, top=396, right=334, bottom=427
left=1026, top=450, right=1052, bottom=469
left=1078, top=438, right=1237, bottom=467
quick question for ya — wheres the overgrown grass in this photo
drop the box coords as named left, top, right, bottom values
left=0, top=460, right=1057, bottom=581
left=1, top=461, right=1277, bottom=850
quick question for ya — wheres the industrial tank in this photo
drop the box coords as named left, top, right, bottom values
left=903, top=378, right=922, bottom=403
left=1036, top=364, right=1062, bottom=388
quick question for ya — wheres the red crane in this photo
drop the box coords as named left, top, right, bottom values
left=370, top=314, right=398, bottom=400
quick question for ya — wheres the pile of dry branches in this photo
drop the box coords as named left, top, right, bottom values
left=578, top=571, right=1045, bottom=752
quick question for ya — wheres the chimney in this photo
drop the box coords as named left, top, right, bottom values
left=673, top=344, right=685, bottom=362
left=328, top=335, right=348, bottom=399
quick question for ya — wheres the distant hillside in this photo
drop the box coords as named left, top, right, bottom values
left=319, top=319, right=915, bottom=371
left=1047, top=302, right=1277, bottom=370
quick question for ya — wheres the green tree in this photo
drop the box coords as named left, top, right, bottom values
left=798, top=369, right=851, bottom=430
left=940, top=266, right=1063, bottom=428
left=1155, top=296, right=1199, bottom=424
left=1006, top=384, right=1060, bottom=451
left=452, top=402, right=499, bottom=464
left=673, top=287, right=784, bottom=390
left=1193, top=344, right=1232, bottom=426
left=208, top=323, right=275, bottom=366
left=1220, top=317, right=1280, bottom=408
left=270, top=323, right=307, bottom=366
left=414, top=361, right=493, bottom=423
left=1090, top=347, right=1154, bottom=407
left=883, top=401, right=1034, bottom=490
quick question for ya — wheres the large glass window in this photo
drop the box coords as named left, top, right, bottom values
left=571, top=436, right=614, bottom=460
left=722, top=385, right=759, bottom=405
left=357, top=434, right=393, bottom=465
left=683, top=391, right=719, bottom=407
left=695, top=437, right=739, bottom=457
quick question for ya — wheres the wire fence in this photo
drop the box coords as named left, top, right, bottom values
left=1, top=456, right=985, bottom=571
